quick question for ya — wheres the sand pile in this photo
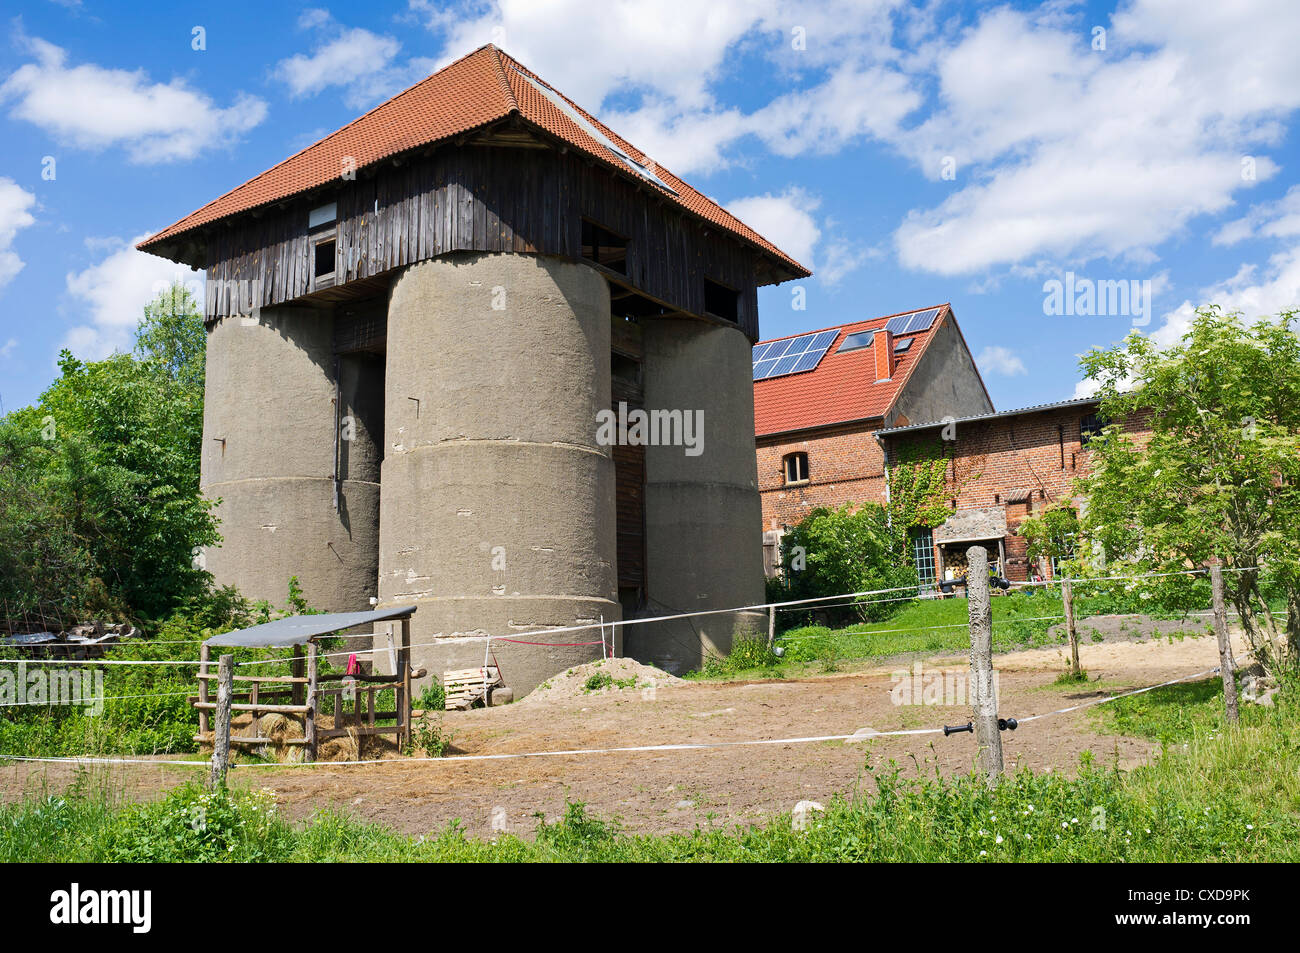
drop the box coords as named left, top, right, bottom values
left=520, top=658, right=682, bottom=705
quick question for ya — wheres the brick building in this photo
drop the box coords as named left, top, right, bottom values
left=876, top=398, right=1153, bottom=584
left=752, top=304, right=993, bottom=573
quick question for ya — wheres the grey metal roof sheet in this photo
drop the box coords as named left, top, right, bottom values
left=205, top=606, right=417, bottom=648
left=875, top=396, right=1100, bottom=437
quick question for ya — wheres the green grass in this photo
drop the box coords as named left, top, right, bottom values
left=688, top=588, right=1218, bottom=683
left=5, top=679, right=1295, bottom=862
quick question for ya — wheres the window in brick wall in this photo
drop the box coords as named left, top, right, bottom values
left=911, top=528, right=936, bottom=587
left=783, top=451, right=809, bottom=485
left=1080, top=412, right=1109, bottom=446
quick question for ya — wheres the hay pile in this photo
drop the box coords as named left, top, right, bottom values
left=199, top=711, right=402, bottom=763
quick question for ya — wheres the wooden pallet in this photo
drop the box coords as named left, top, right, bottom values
left=443, top=666, right=502, bottom=710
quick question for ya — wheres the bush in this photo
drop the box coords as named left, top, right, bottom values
left=776, top=503, right=918, bottom=629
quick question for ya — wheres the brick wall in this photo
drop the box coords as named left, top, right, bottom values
left=757, top=422, right=888, bottom=531
left=883, top=403, right=1152, bottom=581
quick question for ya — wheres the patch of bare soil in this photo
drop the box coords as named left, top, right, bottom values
left=520, top=658, right=682, bottom=705
left=0, top=633, right=1246, bottom=839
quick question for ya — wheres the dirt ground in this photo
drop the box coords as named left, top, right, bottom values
left=0, top=629, right=1247, bottom=838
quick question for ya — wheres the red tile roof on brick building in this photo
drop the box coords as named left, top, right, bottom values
left=754, top=304, right=990, bottom=436
left=137, top=45, right=808, bottom=279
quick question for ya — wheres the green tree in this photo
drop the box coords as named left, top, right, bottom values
left=1016, top=505, right=1080, bottom=576
left=0, top=284, right=215, bottom=621
left=1076, top=306, right=1300, bottom=671
left=135, top=282, right=206, bottom=391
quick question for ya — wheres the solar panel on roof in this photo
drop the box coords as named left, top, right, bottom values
left=752, top=341, right=773, bottom=362
left=514, top=69, right=679, bottom=195
left=885, top=308, right=940, bottom=336
left=752, top=328, right=842, bottom=380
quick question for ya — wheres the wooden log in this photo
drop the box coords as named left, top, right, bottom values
left=966, top=546, right=1002, bottom=782
left=306, top=641, right=318, bottom=762
left=1062, top=576, right=1080, bottom=677
left=198, top=643, right=210, bottom=737
left=192, top=702, right=310, bottom=714
left=400, top=617, right=412, bottom=750
left=292, top=644, right=305, bottom=707
left=196, top=673, right=308, bottom=683
left=209, top=654, right=233, bottom=789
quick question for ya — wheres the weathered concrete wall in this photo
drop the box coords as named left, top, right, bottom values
left=376, top=252, right=619, bottom=693
left=200, top=306, right=382, bottom=612
left=892, top=316, right=993, bottom=427
left=632, top=318, right=765, bottom=674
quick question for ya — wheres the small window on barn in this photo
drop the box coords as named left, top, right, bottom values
left=308, top=202, right=337, bottom=230
left=581, top=219, right=628, bottom=274
left=1080, top=412, right=1109, bottom=446
left=313, top=238, right=336, bottom=280
left=704, top=278, right=739, bottom=323
left=309, top=201, right=338, bottom=285
left=783, top=452, right=809, bottom=485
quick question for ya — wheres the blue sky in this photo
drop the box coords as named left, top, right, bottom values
left=1, top=0, right=1298, bottom=416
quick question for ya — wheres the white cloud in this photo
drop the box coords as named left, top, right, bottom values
left=0, top=178, right=37, bottom=290
left=0, top=35, right=267, bottom=163
left=0, top=338, right=16, bottom=359
left=890, top=0, right=1300, bottom=275
left=411, top=0, right=908, bottom=176
left=1213, top=185, right=1300, bottom=246
left=818, top=239, right=878, bottom=286
left=62, top=235, right=204, bottom=360
left=1151, top=243, right=1300, bottom=346
left=977, top=345, right=1027, bottom=377
left=751, top=63, right=920, bottom=158
left=275, top=23, right=428, bottom=110
left=725, top=188, right=820, bottom=270
left=725, top=188, right=878, bottom=282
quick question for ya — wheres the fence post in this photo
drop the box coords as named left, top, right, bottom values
left=766, top=604, right=776, bottom=651
left=1062, top=576, right=1081, bottom=677
left=1210, top=562, right=1240, bottom=724
left=305, top=641, right=318, bottom=762
left=208, top=653, right=233, bottom=789
left=966, top=545, right=1003, bottom=782
left=198, top=643, right=211, bottom=738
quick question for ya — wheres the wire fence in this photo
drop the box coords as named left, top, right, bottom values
left=0, top=564, right=1272, bottom=772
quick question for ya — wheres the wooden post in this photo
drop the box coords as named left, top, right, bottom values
left=1210, top=562, right=1240, bottom=724
left=291, top=644, right=304, bottom=707
left=399, top=617, right=412, bottom=750
left=966, top=545, right=1003, bottom=782
left=766, top=604, right=776, bottom=651
left=198, top=643, right=210, bottom=737
left=1062, top=576, right=1081, bottom=677
left=305, top=641, right=318, bottom=762
left=208, top=653, right=233, bottom=788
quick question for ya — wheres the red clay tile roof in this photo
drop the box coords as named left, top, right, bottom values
left=137, top=45, right=808, bottom=278
left=754, top=305, right=961, bottom=437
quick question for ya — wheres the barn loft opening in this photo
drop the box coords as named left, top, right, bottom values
left=314, top=239, right=336, bottom=280
left=704, top=278, right=739, bottom=323
left=581, top=219, right=628, bottom=274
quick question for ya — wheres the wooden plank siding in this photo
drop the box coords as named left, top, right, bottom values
left=204, top=146, right=766, bottom=339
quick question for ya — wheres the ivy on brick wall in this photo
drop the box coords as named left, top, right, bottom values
left=886, top=442, right=956, bottom=534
